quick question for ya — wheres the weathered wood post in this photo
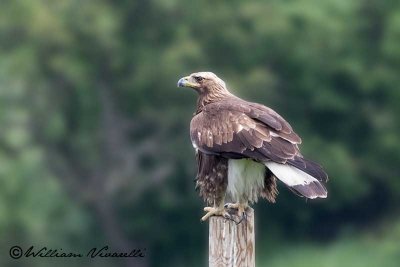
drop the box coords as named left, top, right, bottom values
left=209, top=208, right=255, bottom=267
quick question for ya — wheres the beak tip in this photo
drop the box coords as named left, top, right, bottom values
left=177, top=78, right=185, bottom=87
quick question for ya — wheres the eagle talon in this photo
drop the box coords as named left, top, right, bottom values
left=223, top=213, right=233, bottom=221
left=201, top=206, right=230, bottom=221
left=224, top=202, right=248, bottom=218
left=236, top=211, right=247, bottom=225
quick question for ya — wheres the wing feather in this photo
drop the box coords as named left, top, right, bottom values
left=190, top=99, right=301, bottom=164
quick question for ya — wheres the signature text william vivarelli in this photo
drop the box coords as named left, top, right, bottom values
left=9, top=245, right=146, bottom=259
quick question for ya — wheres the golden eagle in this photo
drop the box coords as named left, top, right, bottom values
left=178, top=72, right=328, bottom=221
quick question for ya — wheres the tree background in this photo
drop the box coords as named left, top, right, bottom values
left=1, top=0, right=399, bottom=266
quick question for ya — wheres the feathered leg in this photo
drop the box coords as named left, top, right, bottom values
left=196, top=153, right=230, bottom=221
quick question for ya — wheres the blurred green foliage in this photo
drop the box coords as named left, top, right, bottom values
left=0, top=0, right=399, bottom=266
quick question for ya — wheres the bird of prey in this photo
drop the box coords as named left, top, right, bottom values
left=178, top=72, right=328, bottom=221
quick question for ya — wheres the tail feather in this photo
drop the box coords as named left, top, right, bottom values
left=287, top=156, right=328, bottom=182
left=265, top=161, right=327, bottom=199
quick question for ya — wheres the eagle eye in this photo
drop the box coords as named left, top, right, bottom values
left=194, top=76, right=204, bottom=82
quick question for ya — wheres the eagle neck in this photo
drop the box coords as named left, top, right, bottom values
left=196, top=93, right=230, bottom=113
left=196, top=86, right=233, bottom=113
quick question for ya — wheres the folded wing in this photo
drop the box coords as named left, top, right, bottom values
left=190, top=98, right=328, bottom=199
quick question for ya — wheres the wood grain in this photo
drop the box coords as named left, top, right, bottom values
left=209, top=208, right=255, bottom=267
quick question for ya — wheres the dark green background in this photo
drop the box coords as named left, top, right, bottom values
left=1, top=0, right=399, bottom=266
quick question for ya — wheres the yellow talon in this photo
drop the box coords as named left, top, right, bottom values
left=201, top=206, right=230, bottom=221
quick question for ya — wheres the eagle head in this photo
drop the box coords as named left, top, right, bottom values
left=177, top=72, right=227, bottom=95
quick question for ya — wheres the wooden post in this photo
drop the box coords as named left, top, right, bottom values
left=209, top=208, right=255, bottom=267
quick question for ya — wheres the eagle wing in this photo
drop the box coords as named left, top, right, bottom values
left=190, top=99, right=328, bottom=183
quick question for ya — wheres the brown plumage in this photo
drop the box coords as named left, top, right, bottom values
left=178, top=72, right=328, bottom=221
left=195, top=152, right=228, bottom=205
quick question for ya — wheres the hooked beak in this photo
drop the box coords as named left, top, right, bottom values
left=177, top=76, right=199, bottom=88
